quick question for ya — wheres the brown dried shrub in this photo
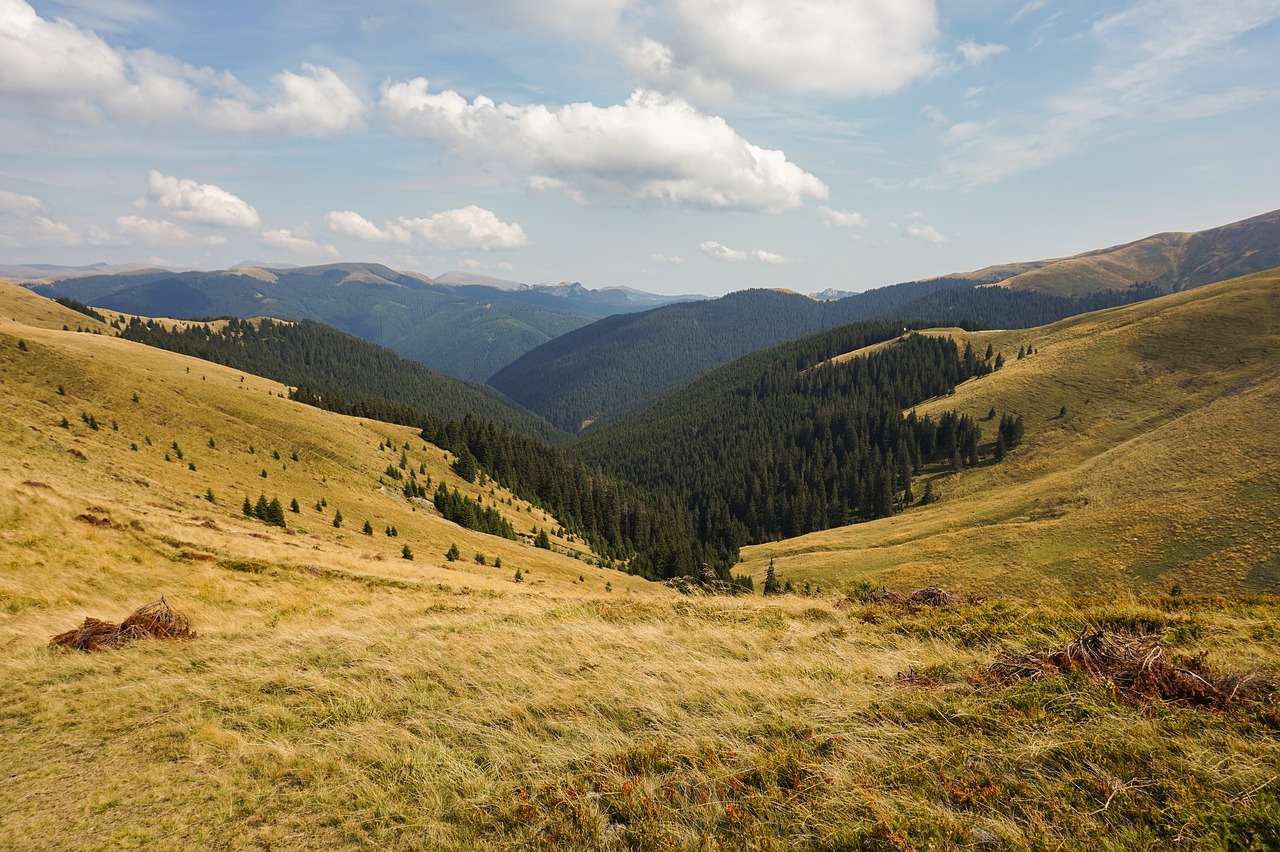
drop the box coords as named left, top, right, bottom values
left=988, top=626, right=1274, bottom=711
left=908, top=586, right=963, bottom=607
left=50, top=597, right=194, bottom=653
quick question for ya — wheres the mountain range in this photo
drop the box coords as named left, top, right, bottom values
left=20, top=263, right=694, bottom=382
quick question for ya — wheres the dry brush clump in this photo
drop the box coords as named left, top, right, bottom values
left=986, top=625, right=1276, bottom=711
left=49, top=596, right=195, bottom=652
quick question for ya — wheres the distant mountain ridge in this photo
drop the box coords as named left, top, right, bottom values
left=17, top=262, right=694, bottom=381
left=943, top=208, right=1280, bottom=297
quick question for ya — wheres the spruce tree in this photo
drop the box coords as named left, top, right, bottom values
left=402, top=544, right=414, bottom=560
left=243, top=496, right=253, bottom=517
left=762, top=559, right=781, bottom=595
left=446, top=543, right=460, bottom=561
left=362, top=520, right=373, bottom=535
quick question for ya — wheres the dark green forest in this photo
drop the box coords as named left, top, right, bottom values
left=576, top=323, right=1010, bottom=549
left=488, top=280, right=1157, bottom=434
left=118, top=316, right=563, bottom=442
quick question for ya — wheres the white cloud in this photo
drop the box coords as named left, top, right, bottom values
left=147, top=170, right=260, bottom=228
left=399, top=206, right=529, bottom=251
left=645, top=0, right=940, bottom=98
left=382, top=82, right=827, bottom=211
left=326, top=206, right=529, bottom=251
left=206, top=64, right=366, bottom=137
left=651, top=253, right=686, bottom=264
left=929, top=0, right=1280, bottom=188
left=117, top=214, right=224, bottom=247
left=0, top=189, right=47, bottom=215
left=527, top=175, right=586, bottom=205
left=0, top=1, right=362, bottom=135
left=906, top=222, right=946, bottom=245
left=699, top=240, right=791, bottom=263
left=326, top=210, right=399, bottom=243
left=956, top=40, right=1008, bottom=68
left=261, top=227, right=338, bottom=256
left=818, top=206, right=870, bottom=229
left=699, top=240, right=748, bottom=262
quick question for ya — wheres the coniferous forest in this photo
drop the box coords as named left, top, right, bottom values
left=577, top=323, right=1004, bottom=550
left=118, top=311, right=1020, bottom=584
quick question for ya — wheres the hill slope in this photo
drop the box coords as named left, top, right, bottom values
left=3, top=280, right=1279, bottom=850
left=741, top=268, right=1280, bottom=597
left=19, top=263, right=691, bottom=381
left=957, top=208, right=1280, bottom=297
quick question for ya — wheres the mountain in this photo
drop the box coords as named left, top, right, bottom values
left=948, top=208, right=1280, bottom=297
left=741, top=267, right=1280, bottom=597
left=18, top=262, right=695, bottom=381
left=488, top=277, right=1151, bottom=433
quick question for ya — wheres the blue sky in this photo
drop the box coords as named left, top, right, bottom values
left=1, top=0, right=1278, bottom=296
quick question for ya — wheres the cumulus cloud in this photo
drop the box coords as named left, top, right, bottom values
left=699, top=240, right=792, bottom=263
left=817, top=206, right=870, bottom=229
left=651, top=253, right=686, bottom=264
left=147, top=171, right=260, bottom=228
left=326, top=206, right=529, bottom=251
left=262, top=227, right=338, bottom=256
left=0, top=189, right=47, bottom=216
left=326, top=210, right=397, bottom=242
left=643, top=0, right=940, bottom=98
left=382, top=82, right=827, bottom=211
left=205, top=64, right=366, bottom=136
left=956, top=39, right=1008, bottom=68
left=117, top=214, right=224, bottom=247
left=905, top=222, right=946, bottom=245
left=0, top=189, right=101, bottom=248
left=0, top=0, right=362, bottom=135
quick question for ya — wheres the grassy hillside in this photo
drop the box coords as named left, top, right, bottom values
left=968, top=208, right=1280, bottom=298
left=3, top=282, right=1279, bottom=849
left=742, top=268, right=1280, bottom=598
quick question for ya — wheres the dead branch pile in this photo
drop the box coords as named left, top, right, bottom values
left=859, top=588, right=906, bottom=605
left=988, top=626, right=1274, bottom=711
left=908, top=586, right=964, bottom=607
left=50, top=596, right=195, bottom=653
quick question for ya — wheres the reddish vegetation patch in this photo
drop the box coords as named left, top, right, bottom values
left=20, top=480, right=50, bottom=489
left=74, top=513, right=112, bottom=528
left=50, top=597, right=195, bottom=653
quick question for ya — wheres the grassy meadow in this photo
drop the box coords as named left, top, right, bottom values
left=2, top=279, right=1279, bottom=849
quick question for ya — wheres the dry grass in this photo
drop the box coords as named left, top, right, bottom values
left=3, top=281, right=1280, bottom=849
left=743, top=269, right=1280, bottom=598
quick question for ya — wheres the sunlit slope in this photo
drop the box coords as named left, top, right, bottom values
left=742, top=268, right=1280, bottom=596
left=0, top=285, right=647, bottom=653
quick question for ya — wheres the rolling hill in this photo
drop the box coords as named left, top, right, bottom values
left=740, top=267, right=1280, bottom=597
left=20, top=263, right=693, bottom=382
left=3, top=264, right=1279, bottom=850
left=951, top=207, right=1280, bottom=297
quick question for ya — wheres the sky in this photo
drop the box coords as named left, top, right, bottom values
left=1, top=0, right=1278, bottom=297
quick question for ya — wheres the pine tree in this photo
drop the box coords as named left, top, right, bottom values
left=333, top=509, right=343, bottom=528
left=362, top=520, right=373, bottom=535
left=535, top=528, right=551, bottom=549
left=763, top=558, right=781, bottom=595
left=513, top=567, right=523, bottom=582
left=402, top=544, right=414, bottom=560
left=267, top=498, right=286, bottom=528
left=243, top=496, right=253, bottom=517
left=290, top=498, right=300, bottom=513
left=446, top=543, right=460, bottom=561
left=205, top=488, right=215, bottom=503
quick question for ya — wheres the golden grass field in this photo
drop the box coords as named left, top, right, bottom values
left=2, top=278, right=1279, bottom=849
